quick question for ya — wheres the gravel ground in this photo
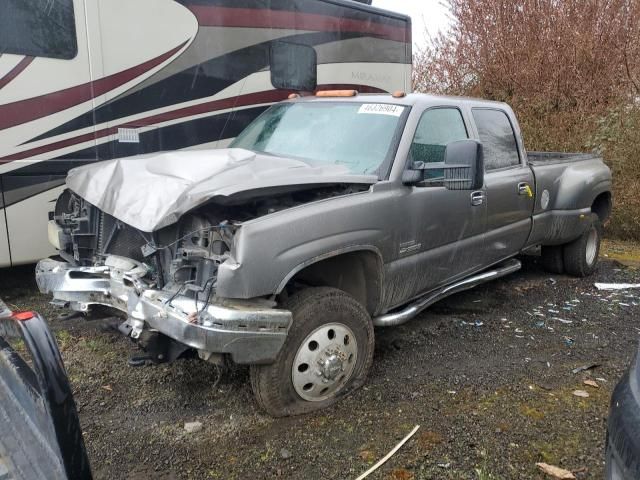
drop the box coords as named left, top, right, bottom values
left=1, top=247, right=639, bottom=480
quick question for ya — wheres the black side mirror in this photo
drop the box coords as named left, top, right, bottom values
left=403, top=139, right=484, bottom=190
left=401, top=169, right=423, bottom=185
left=443, top=139, right=484, bottom=191
left=270, top=41, right=317, bottom=92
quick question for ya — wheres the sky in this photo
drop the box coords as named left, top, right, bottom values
left=373, top=0, right=451, bottom=48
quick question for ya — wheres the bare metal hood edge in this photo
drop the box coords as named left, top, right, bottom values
left=66, top=148, right=377, bottom=232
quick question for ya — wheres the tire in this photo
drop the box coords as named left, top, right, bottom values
left=604, top=441, right=630, bottom=480
left=563, top=213, right=602, bottom=277
left=250, top=287, right=375, bottom=417
left=605, top=443, right=614, bottom=479
left=541, top=245, right=565, bottom=274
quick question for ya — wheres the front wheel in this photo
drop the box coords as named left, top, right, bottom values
left=250, top=287, right=374, bottom=417
left=563, top=213, right=602, bottom=277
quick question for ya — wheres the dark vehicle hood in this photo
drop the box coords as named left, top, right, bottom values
left=66, top=148, right=377, bottom=232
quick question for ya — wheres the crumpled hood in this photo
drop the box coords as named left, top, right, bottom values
left=66, top=148, right=377, bottom=232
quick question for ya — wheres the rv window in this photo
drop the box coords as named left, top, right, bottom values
left=0, top=0, right=77, bottom=60
left=270, top=41, right=317, bottom=92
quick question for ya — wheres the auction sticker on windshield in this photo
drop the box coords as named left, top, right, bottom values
left=358, top=104, right=405, bottom=116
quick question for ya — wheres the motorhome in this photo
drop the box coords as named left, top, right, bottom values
left=0, top=0, right=411, bottom=267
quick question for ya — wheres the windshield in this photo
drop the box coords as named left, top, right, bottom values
left=231, top=102, right=407, bottom=177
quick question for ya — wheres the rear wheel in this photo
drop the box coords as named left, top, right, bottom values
left=541, top=245, right=565, bottom=274
left=563, top=213, right=602, bottom=277
left=250, top=287, right=374, bottom=417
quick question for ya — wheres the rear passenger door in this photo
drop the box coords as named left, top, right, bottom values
left=472, top=109, right=535, bottom=264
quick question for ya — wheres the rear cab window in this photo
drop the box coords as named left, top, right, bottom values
left=471, top=109, right=521, bottom=171
left=0, top=0, right=78, bottom=59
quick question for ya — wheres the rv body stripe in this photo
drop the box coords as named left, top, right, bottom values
left=1, top=106, right=269, bottom=207
left=1, top=84, right=384, bottom=163
left=25, top=31, right=369, bottom=144
left=187, top=6, right=408, bottom=42
left=0, top=43, right=187, bottom=132
left=0, top=57, right=34, bottom=90
left=181, top=0, right=408, bottom=24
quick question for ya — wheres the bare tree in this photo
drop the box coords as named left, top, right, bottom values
left=416, top=0, right=640, bottom=109
left=413, top=0, right=640, bottom=239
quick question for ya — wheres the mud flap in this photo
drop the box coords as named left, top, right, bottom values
left=0, top=299, right=92, bottom=480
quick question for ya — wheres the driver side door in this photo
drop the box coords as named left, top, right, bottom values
left=392, top=107, right=487, bottom=305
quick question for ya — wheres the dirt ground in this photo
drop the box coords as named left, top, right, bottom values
left=1, top=244, right=639, bottom=480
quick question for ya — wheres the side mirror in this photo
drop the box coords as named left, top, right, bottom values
left=403, top=139, right=484, bottom=190
left=442, top=139, right=484, bottom=191
left=401, top=169, right=423, bottom=185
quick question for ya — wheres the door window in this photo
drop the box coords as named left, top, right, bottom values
left=410, top=108, right=469, bottom=182
left=472, top=109, right=521, bottom=171
left=0, top=0, right=77, bottom=59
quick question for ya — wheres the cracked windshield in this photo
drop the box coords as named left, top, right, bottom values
left=232, top=102, right=406, bottom=176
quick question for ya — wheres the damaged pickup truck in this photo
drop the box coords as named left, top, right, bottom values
left=37, top=92, right=613, bottom=416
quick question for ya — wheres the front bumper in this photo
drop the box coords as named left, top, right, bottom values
left=606, top=349, right=640, bottom=480
left=36, top=258, right=292, bottom=365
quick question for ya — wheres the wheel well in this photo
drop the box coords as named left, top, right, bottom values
left=285, top=251, right=383, bottom=316
left=592, top=192, right=612, bottom=222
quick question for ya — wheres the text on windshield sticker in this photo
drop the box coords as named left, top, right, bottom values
left=358, top=104, right=404, bottom=117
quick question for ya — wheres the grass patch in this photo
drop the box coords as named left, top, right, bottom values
left=475, top=467, right=501, bottom=480
left=55, top=330, right=74, bottom=351
left=519, top=404, right=546, bottom=421
left=602, top=239, right=640, bottom=267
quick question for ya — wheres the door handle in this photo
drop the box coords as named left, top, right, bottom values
left=471, top=191, right=485, bottom=206
left=518, top=182, right=534, bottom=197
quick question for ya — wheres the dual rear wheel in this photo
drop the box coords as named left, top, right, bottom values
left=541, top=213, right=602, bottom=277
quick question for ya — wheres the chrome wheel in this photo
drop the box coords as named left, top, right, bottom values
left=292, top=323, right=358, bottom=402
left=585, top=227, right=598, bottom=266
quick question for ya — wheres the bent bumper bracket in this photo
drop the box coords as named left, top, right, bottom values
left=36, top=258, right=292, bottom=365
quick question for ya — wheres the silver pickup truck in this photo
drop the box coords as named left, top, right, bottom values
left=37, top=92, right=612, bottom=416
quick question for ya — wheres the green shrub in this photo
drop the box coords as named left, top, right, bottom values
left=588, top=108, right=640, bottom=240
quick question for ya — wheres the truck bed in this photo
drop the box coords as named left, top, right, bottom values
left=526, top=149, right=611, bottom=249
left=527, top=151, right=601, bottom=165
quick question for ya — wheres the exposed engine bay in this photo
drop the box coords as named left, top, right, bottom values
left=50, top=184, right=370, bottom=306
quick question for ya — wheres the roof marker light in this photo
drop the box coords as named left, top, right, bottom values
left=315, top=90, right=358, bottom=97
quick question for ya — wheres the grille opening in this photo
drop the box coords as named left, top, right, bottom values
left=68, top=271, right=105, bottom=280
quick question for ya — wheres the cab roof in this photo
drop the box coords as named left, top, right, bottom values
left=291, top=92, right=511, bottom=111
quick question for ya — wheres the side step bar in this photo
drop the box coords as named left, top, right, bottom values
left=373, top=258, right=522, bottom=327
